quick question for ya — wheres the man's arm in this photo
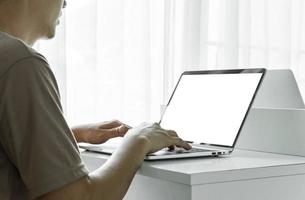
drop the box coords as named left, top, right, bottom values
left=38, top=123, right=191, bottom=200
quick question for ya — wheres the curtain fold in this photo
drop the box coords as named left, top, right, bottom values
left=36, top=0, right=305, bottom=126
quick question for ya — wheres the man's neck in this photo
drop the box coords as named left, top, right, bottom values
left=0, top=3, right=37, bottom=46
left=0, top=27, right=36, bottom=47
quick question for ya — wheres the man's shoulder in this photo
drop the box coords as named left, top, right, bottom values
left=0, top=32, right=48, bottom=77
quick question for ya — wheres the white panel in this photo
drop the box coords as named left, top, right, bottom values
left=237, top=108, right=305, bottom=156
left=252, top=69, right=305, bottom=109
left=192, top=174, right=305, bottom=200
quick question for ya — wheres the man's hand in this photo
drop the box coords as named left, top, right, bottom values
left=124, top=122, right=192, bottom=154
left=72, top=120, right=130, bottom=144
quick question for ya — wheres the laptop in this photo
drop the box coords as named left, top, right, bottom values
left=79, top=68, right=266, bottom=160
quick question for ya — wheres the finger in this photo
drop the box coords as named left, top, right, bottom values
left=167, top=130, right=178, bottom=137
left=117, top=125, right=129, bottom=136
left=100, top=120, right=131, bottom=129
left=102, top=125, right=129, bottom=138
left=171, top=137, right=192, bottom=150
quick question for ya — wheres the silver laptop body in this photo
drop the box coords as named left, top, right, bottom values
left=80, top=68, right=266, bottom=160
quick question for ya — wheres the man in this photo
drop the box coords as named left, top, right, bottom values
left=0, top=0, right=191, bottom=199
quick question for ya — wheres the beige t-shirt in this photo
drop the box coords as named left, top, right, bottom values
left=0, top=31, right=89, bottom=199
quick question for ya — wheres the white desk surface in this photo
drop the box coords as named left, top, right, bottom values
left=81, top=149, right=305, bottom=186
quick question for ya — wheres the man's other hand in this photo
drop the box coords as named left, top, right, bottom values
left=124, top=122, right=192, bottom=154
left=72, top=120, right=131, bottom=144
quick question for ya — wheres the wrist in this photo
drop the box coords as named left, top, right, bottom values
left=123, top=134, right=151, bottom=158
left=71, top=126, right=87, bottom=143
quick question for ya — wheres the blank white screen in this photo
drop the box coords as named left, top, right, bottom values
left=160, top=72, right=263, bottom=147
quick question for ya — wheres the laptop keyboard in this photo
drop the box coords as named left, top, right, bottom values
left=145, top=147, right=215, bottom=157
left=162, top=147, right=213, bottom=154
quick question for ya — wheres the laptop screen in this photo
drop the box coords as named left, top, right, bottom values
left=160, top=69, right=265, bottom=147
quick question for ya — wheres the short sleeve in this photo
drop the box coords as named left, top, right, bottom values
left=0, top=56, right=88, bottom=198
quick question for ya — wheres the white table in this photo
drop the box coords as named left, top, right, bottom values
left=81, top=149, right=305, bottom=200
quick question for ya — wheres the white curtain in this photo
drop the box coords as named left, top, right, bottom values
left=37, top=0, right=165, bottom=126
left=163, top=0, right=305, bottom=100
left=36, top=0, right=305, bottom=126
